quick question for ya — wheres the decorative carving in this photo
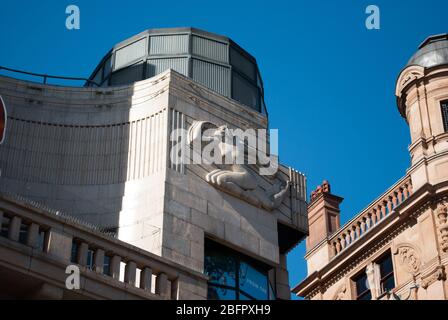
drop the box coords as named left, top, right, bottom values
left=395, top=65, right=425, bottom=97
left=421, top=266, right=446, bottom=289
left=310, top=180, right=331, bottom=203
left=435, top=203, right=448, bottom=253
left=333, top=285, right=347, bottom=300
left=187, top=121, right=290, bottom=211
left=394, top=244, right=421, bottom=274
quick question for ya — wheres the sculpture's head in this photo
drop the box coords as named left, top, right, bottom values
left=0, top=95, right=6, bottom=145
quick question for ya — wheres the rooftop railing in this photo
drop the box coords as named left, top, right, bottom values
left=329, top=175, right=413, bottom=257
left=0, top=66, right=100, bottom=87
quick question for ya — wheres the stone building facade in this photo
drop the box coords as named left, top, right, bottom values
left=0, top=28, right=307, bottom=299
left=293, top=34, right=448, bottom=300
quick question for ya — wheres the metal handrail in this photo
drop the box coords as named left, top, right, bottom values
left=0, top=65, right=100, bottom=87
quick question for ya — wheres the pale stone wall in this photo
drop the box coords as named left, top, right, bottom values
left=0, top=69, right=308, bottom=300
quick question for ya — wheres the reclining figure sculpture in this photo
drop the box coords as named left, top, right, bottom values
left=187, top=121, right=290, bottom=211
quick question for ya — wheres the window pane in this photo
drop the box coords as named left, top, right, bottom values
left=239, top=292, right=254, bottom=300
left=441, top=100, right=448, bottom=132
left=0, top=215, right=10, bottom=238
left=204, top=250, right=237, bottom=287
left=355, top=274, right=369, bottom=296
left=379, top=254, right=393, bottom=277
left=382, top=275, right=395, bottom=293
left=103, top=255, right=111, bottom=276
left=358, top=291, right=372, bottom=300
left=239, top=261, right=269, bottom=300
left=70, top=242, right=79, bottom=263
left=207, top=285, right=236, bottom=300
left=87, top=249, right=94, bottom=270
left=19, top=222, right=28, bottom=244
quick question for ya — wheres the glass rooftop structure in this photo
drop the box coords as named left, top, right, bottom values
left=86, top=27, right=267, bottom=114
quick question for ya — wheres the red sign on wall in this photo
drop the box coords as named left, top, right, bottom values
left=0, top=95, right=6, bottom=144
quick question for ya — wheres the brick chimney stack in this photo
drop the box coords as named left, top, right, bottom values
left=306, top=180, right=344, bottom=251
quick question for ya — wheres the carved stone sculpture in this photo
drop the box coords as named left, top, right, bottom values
left=187, top=121, right=290, bottom=211
left=394, top=244, right=421, bottom=274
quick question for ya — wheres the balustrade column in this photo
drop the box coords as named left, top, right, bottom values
left=156, top=272, right=169, bottom=298
left=8, top=216, right=21, bottom=241
left=355, top=224, right=361, bottom=238
left=381, top=202, right=387, bottom=218
left=140, top=267, right=153, bottom=291
left=371, top=212, right=377, bottom=225
left=387, top=197, right=393, bottom=214
left=350, top=227, right=356, bottom=242
left=392, top=193, right=398, bottom=208
left=125, top=261, right=137, bottom=286
left=77, top=242, right=89, bottom=266
left=110, top=255, right=121, bottom=280
left=365, top=215, right=371, bottom=229
left=340, top=236, right=346, bottom=250
left=335, top=240, right=341, bottom=254
left=26, top=223, right=40, bottom=247
left=397, top=188, right=403, bottom=204
left=360, top=219, right=366, bottom=234
left=93, top=249, right=105, bottom=273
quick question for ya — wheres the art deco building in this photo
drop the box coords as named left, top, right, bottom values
left=293, top=34, right=448, bottom=300
left=0, top=28, right=308, bottom=299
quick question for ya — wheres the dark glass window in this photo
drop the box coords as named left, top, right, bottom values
left=103, top=255, right=111, bottom=276
left=0, top=215, right=11, bottom=238
left=19, top=222, right=29, bottom=244
left=205, top=240, right=275, bottom=300
left=87, top=249, right=94, bottom=270
left=378, top=253, right=395, bottom=294
left=354, top=271, right=371, bottom=300
left=36, top=229, right=46, bottom=251
left=70, top=241, right=79, bottom=263
left=441, top=100, right=448, bottom=132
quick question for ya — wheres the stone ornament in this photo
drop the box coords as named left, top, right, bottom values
left=395, top=65, right=425, bottom=98
left=436, top=203, right=448, bottom=253
left=394, top=244, right=421, bottom=274
left=333, top=285, right=347, bottom=300
left=187, top=121, right=290, bottom=211
left=421, top=266, right=446, bottom=289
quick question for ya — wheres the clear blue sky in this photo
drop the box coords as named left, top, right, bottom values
left=1, top=0, right=447, bottom=299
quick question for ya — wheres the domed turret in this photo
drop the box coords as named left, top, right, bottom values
left=406, top=33, right=448, bottom=69
left=86, top=27, right=266, bottom=114
left=395, top=33, right=448, bottom=190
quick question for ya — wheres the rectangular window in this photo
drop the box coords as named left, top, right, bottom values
left=378, top=253, right=395, bottom=294
left=18, top=222, right=29, bottom=244
left=0, top=215, right=11, bottom=238
left=103, top=255, right=111, bottom=276
left=441, top=100, right=448, bottom=132
left=70, top=241, right=79, bottom=263
left=204, top=239, right=275, bottom=300
left=354, top=271, right=371, bottom=300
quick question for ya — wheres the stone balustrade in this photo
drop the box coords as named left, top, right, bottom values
left=329, top=175, right=413, bottom=257
left=0, top=193, right=207, bottom=299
